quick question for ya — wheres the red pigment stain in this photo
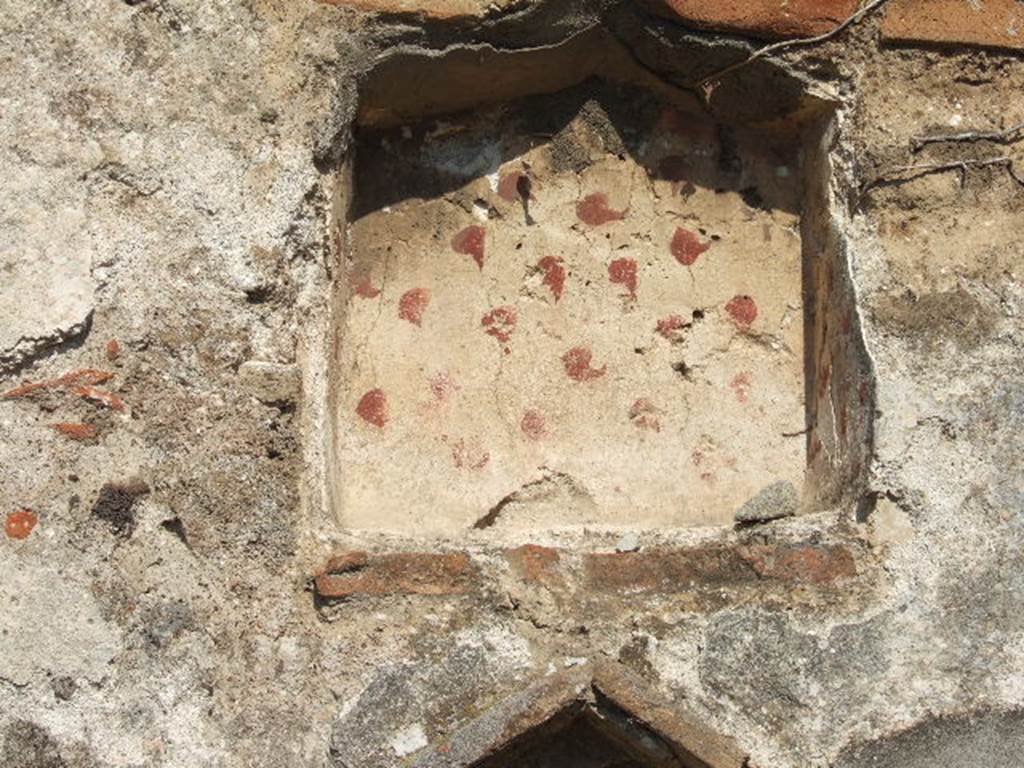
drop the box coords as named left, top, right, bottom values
left=5, top=510, right=37, bottom=540
left=537, top=256, right=566, bottom=302
left=452, top=225, right=486, bottom=269
left=691, top=449, right=704, bottom=467
left=671, top=227, right=710, bottom=266
left=520, top=409, right=547, bottom=441
left=498, top=171, right=531, bottom=202
left=730, top=372, right=752, bottom=403
left=608, top=258, right=638, bottom=300
left=448, top=437, right=490, bottom=470
left=398, top=287, right=431, bottom=326
left=859, top=380, right=871, bottom=405
left=481, top=306, right=517, bottom=350
left=562, top=347, right=607, bottom=382
left=350, top=273, right=381, bottom=299
left=356, top=388, right=388, bottom=428
left=656, top=314, right=689, bottom=341
left=106, top=339, right=122, bottom=361
left=629, top=398, right=661, bottom=432
left=429, top=371, right=459, bottom=402
left=576, top=193, right=626, bottom=226
left=725, top=295, right=758, bottom=327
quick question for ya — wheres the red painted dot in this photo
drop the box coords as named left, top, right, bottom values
left=656, top=314, right=689, bottom=340
left=670, top=227, right=710, bottom=266
left=429, top=371, right=458, bottom=402
left=449, top=437, right=490, bottom=470
left=398, top=287, right=431, bottom=326
left=520, top=409, right=547, bottom=441
left=608, top=258, right=638, bottom=300
left=562, top=347, right=607, bottom=382
left=5, top=510, right=37, bottom=540
left=356, top=388, right=388, bottom=428
left=498, top=171, right=531, bottom=202
left=730, top=372, right=751, bottom=403
left=350, top=273, right=381, bottom=299
left=629, top=398, right=661, bottom=432
left=537, top=256, right=566, bottom=301
left=481, top=306, right=517, bottom=348
left=576, top=193, right=626, bottom=226
left=452, top=225, right=486, bottom=269
left=725, top=295, right=758, bottom=327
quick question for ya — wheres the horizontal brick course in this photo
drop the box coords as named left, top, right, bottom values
left=585, top=543, right=857, bottom=593
left=882, top=0, right=1024, bottom=53
left=315, top=551, right=479, bottom=598
left=314, top=543, right=858, bottom=602
left=643, top=0, right=860, bottom=40
left=315, top=0, right=515, bottom=21
left=503, top=544, right=563, bottom=586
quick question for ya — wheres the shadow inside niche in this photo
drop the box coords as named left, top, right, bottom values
left=471, top=712, right=665, bottom=768
left=353, top=77, right=804, bottom=220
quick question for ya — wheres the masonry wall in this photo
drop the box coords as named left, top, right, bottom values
left=1, top=1, right=1023, bottom=767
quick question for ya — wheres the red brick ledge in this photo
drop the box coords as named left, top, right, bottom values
left=882, top=0, right=1024, bottom=53
left=313, top=542, right=858, bottom=600
left=314, top=551, right=479, bottom=598
left=642, top=0, right=860, bottom=40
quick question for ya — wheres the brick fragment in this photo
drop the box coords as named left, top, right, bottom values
left=53, top=422, right=99, bottom=441
left=504, top=544, right=562, bottom=586
left=71, top=385, right=126, bottom=411
left=585, top=543, right=856, bottom=592
left=315, top=551, right=479, bottom=598
left=585, top=548, right=755, bottom=593
left=739, top=543, right=856, bottom=584
left=882, top=0, right=1024, bottom=52
left=642, top=0, right=859, bottom=40
left=5, top=510, right=38, bottom=540
left=2, top=369, right=114, bottom=400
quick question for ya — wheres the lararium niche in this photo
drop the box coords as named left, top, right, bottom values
left=326, top=35, right=873, bottom=536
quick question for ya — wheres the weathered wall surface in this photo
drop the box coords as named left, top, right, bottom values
left=1, top=0, right=1022, bottom=766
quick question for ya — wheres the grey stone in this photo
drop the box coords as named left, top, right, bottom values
left=615, top=532, right=640, bottom=552
left=734, top=481, right=799, bottom=524
left=836, top=709, right=1024, bottom=768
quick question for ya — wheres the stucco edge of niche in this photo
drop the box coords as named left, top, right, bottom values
left=821, top=100, right=886, bottom=524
